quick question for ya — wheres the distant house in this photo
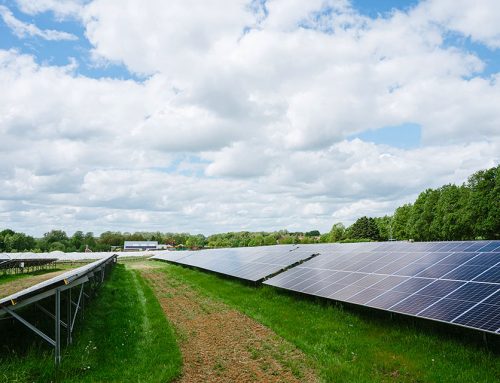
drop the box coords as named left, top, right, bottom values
left=123, top=241, right=158, bottom=251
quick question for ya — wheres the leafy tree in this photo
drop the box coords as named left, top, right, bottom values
left=44, top=230, right=69, bottom=243
left=374, top=216, right=391, bottom=241
left=392, top=204, right=412, bottom=240
left=3, top=232, right=35, bottom=252
left=348, top=217, right=380, bottom=240
left=263, top=235, right=276, bottom=245
left=84, top=232, right=97, bottom=251
left=408, top=189, right=440, bottom=241
left=71, top=231, right=85, bottom=250
left=278, top=235, right=296, bottom=244
left=329, top=223, right=345, bottom=242
left=431, top=185, right=471, bottom=240
left=185, top=234, right=206, bottom=249
left=319, top=233, right=330, bottom=243
left=49, top=242, right=66, bottom=252
left=0, top=229, right=15, bottom=237
left=466, top=165, right=500, bottom=239
left=305, top=230, right=320, bottom=237
left=99, top=231, right=125, bottom=246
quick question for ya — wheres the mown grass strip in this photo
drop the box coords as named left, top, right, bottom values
left=0, top=264, right=182, bottom=383
left=157, top=262, right=500, bottom=383
left=0, top=266, right=72, bottom=286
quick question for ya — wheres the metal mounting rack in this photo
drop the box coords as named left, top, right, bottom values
left=0, top=254, right=117, bottom=364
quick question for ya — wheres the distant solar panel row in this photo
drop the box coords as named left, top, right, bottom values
left=0, top=258, right=57, bottom=272
left=0, top=254, right=117, bottom=307
left=264, top=241, right=500, bottom=334
left=0, top=251, right=159, bottom=261
left=152, top=245, right=317, bottom=282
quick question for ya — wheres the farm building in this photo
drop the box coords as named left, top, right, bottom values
left=123, top=241, right=159, bottom=251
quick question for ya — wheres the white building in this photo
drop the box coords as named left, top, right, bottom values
left=123, top=241, right=159, bottom=251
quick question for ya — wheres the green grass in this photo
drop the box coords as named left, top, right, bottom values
left=0, top=267, right=63, bottom=285
left=0, top=263, right=90, bottom=287
left=155, top=262, right=500, bottom=383
left=0, top=264, right=182, bottom=383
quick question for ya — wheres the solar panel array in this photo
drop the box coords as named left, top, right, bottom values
left=0, top=253, right=117, bottom=306
left=152, top=245, right=317, bottom=282
left=0, top=258, right=57, bottom=272
left=0, top=251, right=158, bottom=262
left=264, top=241, right=500, bottom=334
left=0, top=253, right=58, bottom=273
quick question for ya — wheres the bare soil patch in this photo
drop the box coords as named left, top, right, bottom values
left=139, top=268, right=319, bottom=383
left=0, top=270, right=67, bottom=298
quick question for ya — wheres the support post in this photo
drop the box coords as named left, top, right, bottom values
left=67, top=288, right=72, bottom=345
left=71, top=284, right=84, bottom=332
left=55, top=289, right=61, bottom=366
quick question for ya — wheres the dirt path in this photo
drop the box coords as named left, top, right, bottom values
left=137, top=267, right=318, bottom=383
left=0, top=270, right=68, bottom=298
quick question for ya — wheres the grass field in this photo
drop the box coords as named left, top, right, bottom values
left=0, top=264, right=74, bottom=286
left=156, top=262, right=500, bottom=383
left=0, top=264, right=181, bottom=383
left=1, top=260, right=499, bottom=382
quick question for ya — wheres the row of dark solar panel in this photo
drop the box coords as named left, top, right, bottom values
left=300, top=253, right=500, bottom=281
left=265, top=267, right=499, bottom=332
left=152, top=241, right=499, bottom=332
left=171, top=256, right=310, bottom=281
left=0, top=258, right=57, bottom=270
left=304, top=241, right=500, bottom=254
left=151, top=245, right=311, bottom=282
left=265, top=241, right=500, bottom=334
left=0, top=254, right=117, bottom=305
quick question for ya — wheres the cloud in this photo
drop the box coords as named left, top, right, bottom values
left=78, top=0, right=500, bottom=150
left=15, top=0, right=86, bottom=19
left=0, top=1, right=500, bottom=235
left=416, top=0, right=500, bottom=49
left=0, top=5, right=77, bottom=41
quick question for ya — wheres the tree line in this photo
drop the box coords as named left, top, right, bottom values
left=329, top=164, right=499, bottom=242
left=0, top=229, right=324, bottom=253
left=0, top=165, right=498, bottom=253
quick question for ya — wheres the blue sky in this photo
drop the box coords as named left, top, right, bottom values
left=353, top=0, right=420, bottom=16
left=2, top=0, right=499, bottom=80
left=0, top=0, right=138, bottom=79
left=0, top=0, right=499, bottom=235
left=1, top=0, right=499, bottom=149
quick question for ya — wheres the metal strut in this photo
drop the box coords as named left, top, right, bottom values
left=0, top=255, right=117, bottom=365
left=55, top=288, right=61, bottom=365
left=2, top=306, right=56, bottom=347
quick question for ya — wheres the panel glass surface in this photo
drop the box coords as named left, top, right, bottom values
left=264, top=241, right=500, bottom=334
left=151, top=245, right=316, bottom=282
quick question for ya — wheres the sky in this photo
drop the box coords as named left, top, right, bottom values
left=0, top=0, right=499, bottom=237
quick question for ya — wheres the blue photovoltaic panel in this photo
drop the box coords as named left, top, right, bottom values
left=264, top=241, right=500, bottom=334
left=151, top=245, right=317, bottom=282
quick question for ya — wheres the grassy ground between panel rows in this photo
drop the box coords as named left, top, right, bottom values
left=0, top=264, right=181, bottom=383
left=0, top=263, right=79, bottom=286
left=155, top=262, right=500, bottom=383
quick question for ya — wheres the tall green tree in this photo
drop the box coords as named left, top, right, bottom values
left=408, top=189, right=440, bottom=241
left=348, top=217, right=380, bottom=240
left=3, top=232, right=35, bottom=252
left=374, top=216, right=392, bottom=241
left=392, top=204, right=412, bottom=240
left=329, top=223, right=346, bottom=242
left=466, top=165, right=500, bottom=239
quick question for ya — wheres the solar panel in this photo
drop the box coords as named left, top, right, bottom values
left=0, top=253, right=117, bottom=306
left=264, top=241, right=500, bottom=334
left=0, top=251, right=159, bottom=263
left=151, top=245, right=317, bottom=282
left=0, top=253, right=58, bottom=274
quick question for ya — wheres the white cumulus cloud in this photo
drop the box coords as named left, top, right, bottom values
left=0, top=5, right=77, bottom=40
left=0, top=0, right=499, bottom=235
